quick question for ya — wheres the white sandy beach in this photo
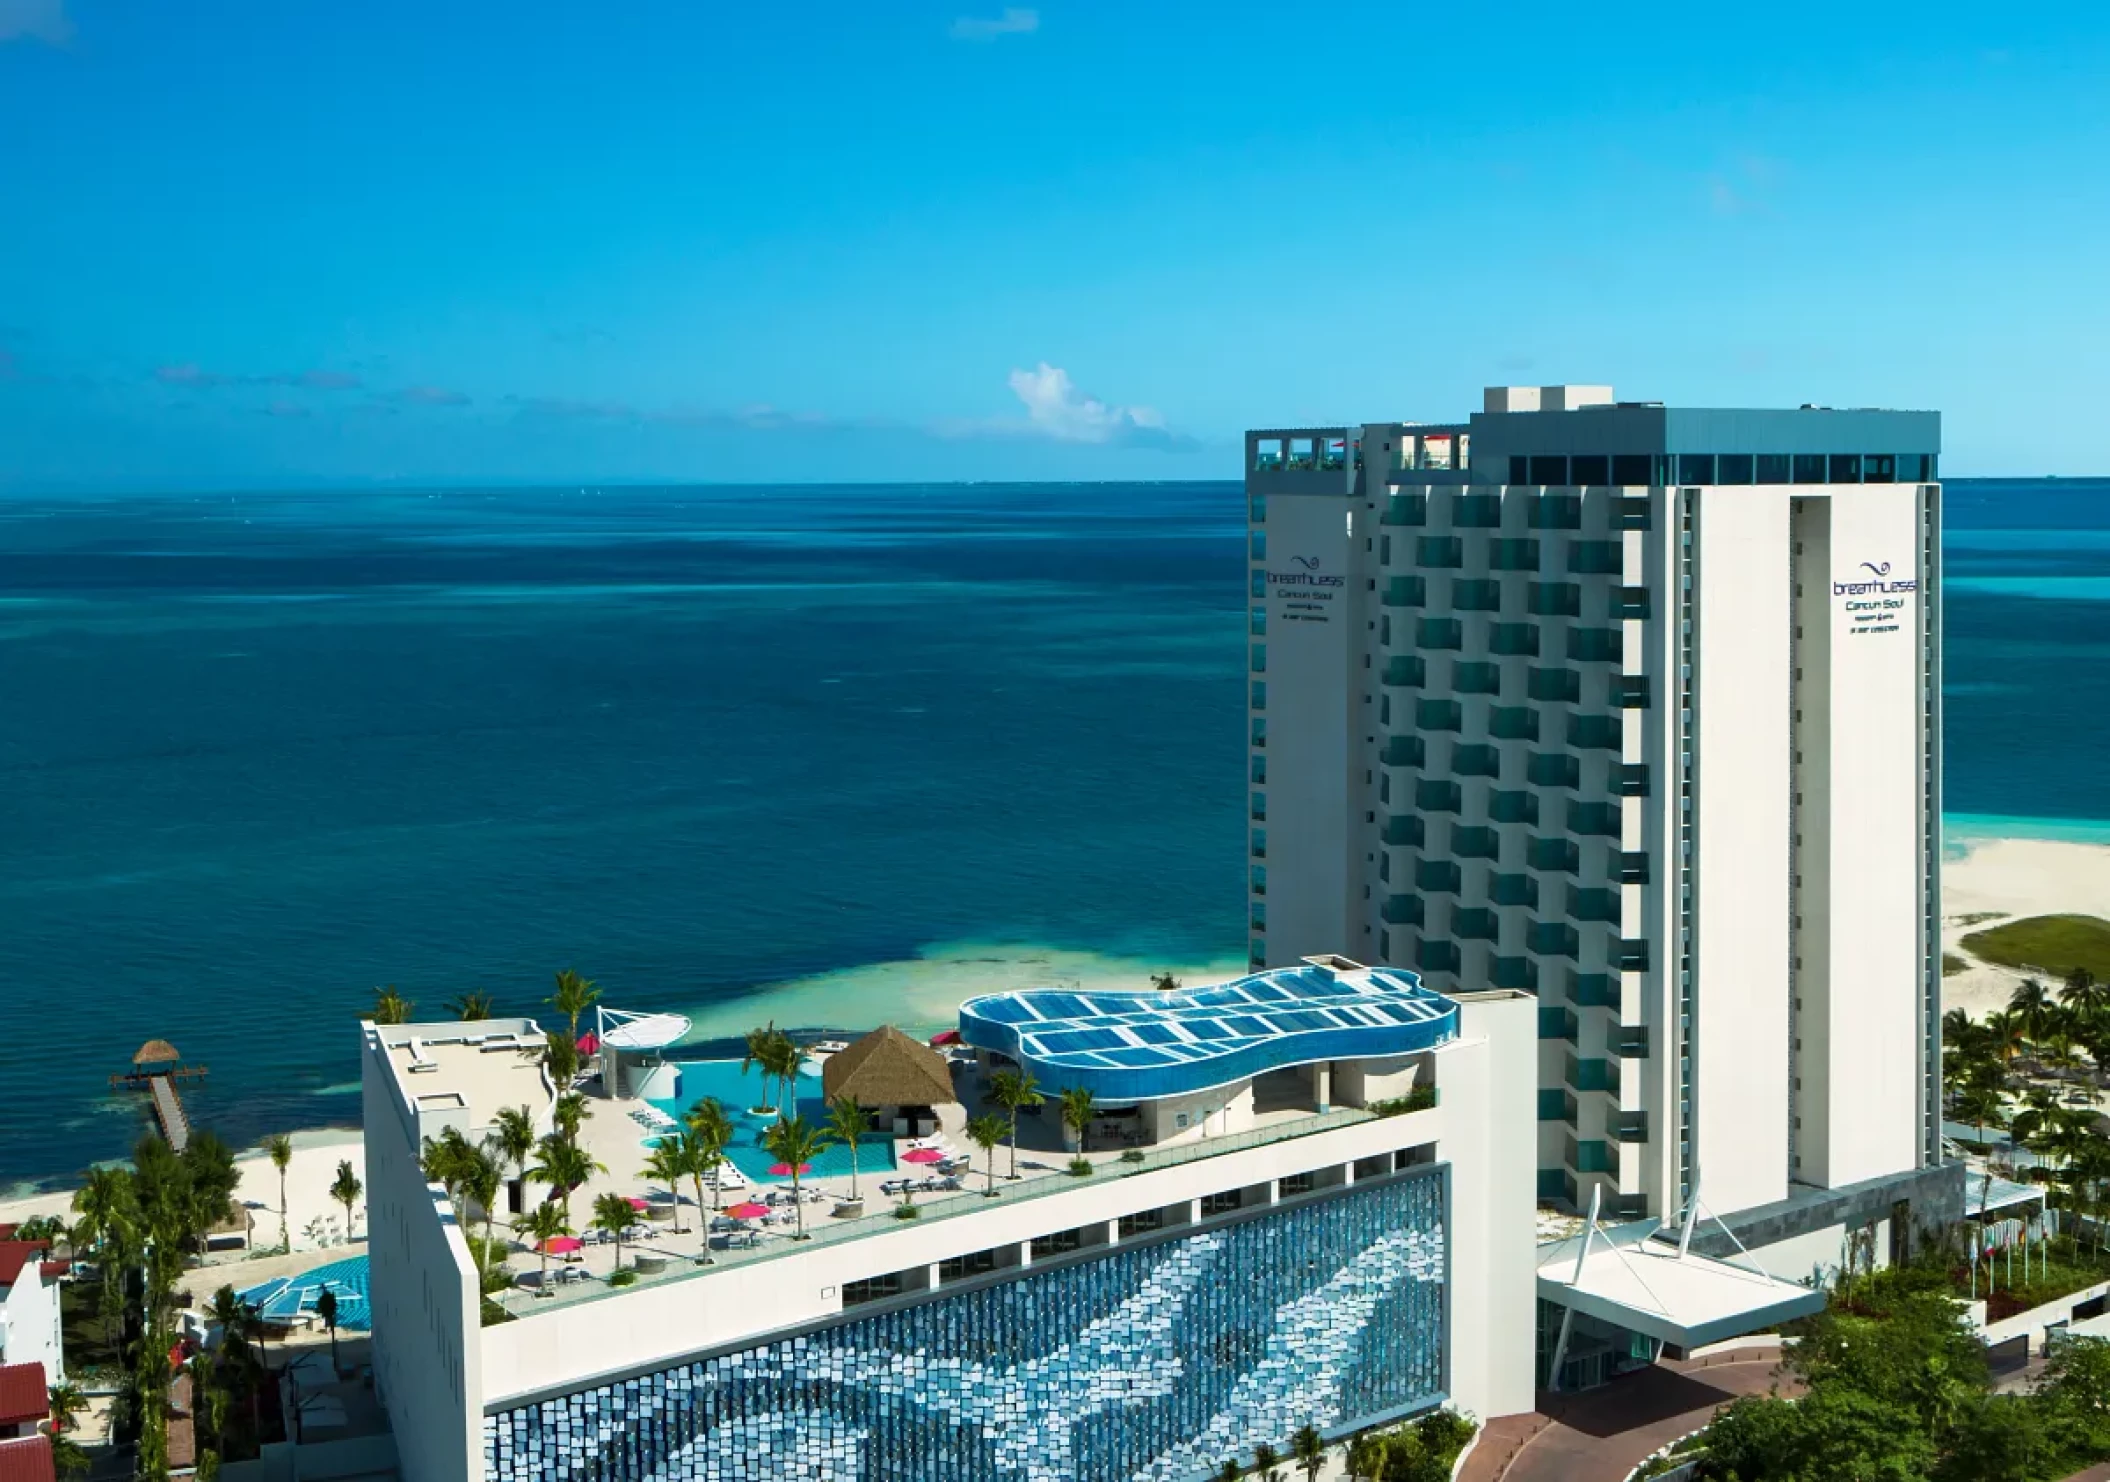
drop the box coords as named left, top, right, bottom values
left=1943, top=833, right=2110, bottom=1019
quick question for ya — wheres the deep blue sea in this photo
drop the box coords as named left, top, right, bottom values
left=4, top=477, right=2107, bottom=1189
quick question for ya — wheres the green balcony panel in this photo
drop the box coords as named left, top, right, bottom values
left=1489, top=537, right=1542, bottom=573
left=1565, top=1055, right=1619, bottom=1095
left=1452, top=578, right=1502, bottom=612
left=1381, top=492, right=1428, bottom=526
left=1528, top=667, right=1582, bottom=703
left=1527, top=752, right=1581, bottom=789
left=1416, top=536, right=1465, bottom=569
left=1453, top=661, right=1501, bottom=695
left=1452, top=493, right=1503, bottom=528
left=1415, top=779, right=1463, bottom=813
left=1569, top=628, right=1624, bottom=663
left=1568, top=539, right=1623, bottom=575
left=1568, top=714, right=1623, bottom=750
left=1567, top=802, right=1623, bottom=837
left=1529, top=581, right=1583, bottom=617
left=1415, top=859, right=1462, bottom=893
left=1538, top=1005, right=1578, bottom=1042
left=1417, top=938, right=1461, bottom=973
left=1382, top=575, right=1428, bottom=608
left=1383, top=655, right=1428, bottom=688
left=1451, top=743, right=1500, bottom=778
left=1537, top=1168, right=1575, bottom=1201
left=1416, top=698, right=1463, bottom=732
left=1573, top=1138, right=1614, bottom=1173
left=1571, top=972, right=1617, bottom=1008
left=1529, top=920, right=1581, bottom=958
left=1529, top=494, right=1583, bottom=531
left=1528, top=836, right=1581, bottom=873
left=1251, top=531, right=1268, bottom=561
left=1491, top=706, right=1539, bottom=741
left=1383, top=734, right=1426, bottom=767
left=1383, top=814, right=1424, bottom=847
left=1495, top=955, right=1540, bottom=991
left=1455, top=907, right=1499, bottom=942
left=1569, top=886, right=1621, bottom=924
left=1491, top=872, right=1538, bottom=907
left=1381, top=893, right=1424, bottom=926
left=1451, top=824, right=1499, bottom=859
left=1490, top=790, right=1539, bottom=826
left=1537, top=1087, right=1571, bottom=1121
left=1490, top=623, right=1540, bottom=657
left=1416, top=617, right=1464, bottom=650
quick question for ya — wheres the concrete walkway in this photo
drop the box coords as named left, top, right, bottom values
left=1459, top=1349, right=1799, bottom=1482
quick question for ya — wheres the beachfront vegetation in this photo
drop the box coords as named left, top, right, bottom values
left=527, top=1134, right=603, bottom=1230
left=329, top=1159, right=363, bottom=1241
left=1943, top=951, right=1970, bottom=977
left=986, top=1068, right=1042, bottom=1179
left=369, top=984, right=413, bottom=1023
left=265, top=1133, right=293, bottom=1251
left=641, top=1139, right=689, bottom=1233
left=446, top=989, right=498, bottom=1021
left=739, top=1023, right=803, bottom=1117
left=1678, top=1266, right=2110, bottom=1481
left=592, top=1192, right=635, bottom=1273
left=826, top=1095, right=873, bottom=1200
left=1340, top=1408, right=1476, bottom=1481
left=683, top=1099, right=734, bottom=1215
left=546, top=968, right=601, bottom=1044
left=1962, top=913, right=2110, bottom=984
left=1151, top=972, right=1182, bottom=992
left=759, top=1113, right=829, bottom=1238
left=1060, top=1085, right=1097, bottom=1153
left=516, top=1202, right=571, bottom=1296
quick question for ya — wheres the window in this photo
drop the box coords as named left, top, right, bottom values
left=1415, top=536, right=1464, bottom=568
left=1489, top=537, right=1541, bottom=572
left=1902, top=453, right=1936, bottom=481
left=1279, top=1171, right=1315, bottom=1197
left=1572, top=972, right=1616, bottom=1007
left=1617, top=939, right=1651, bottom=971
left=1793, top=453, right=1827, bottom=483
left=1250, top=754, right=1267, bottom=784
left=1491, top=623, right=1539, bottom=657
left=1528, top=666, right=1581, bottom=703
left=1455, top=907, right=1499, bottom=940
left=1568, top=540, right=1623, bottom=575
left=1613, top=586, right=1651, bottom=619
left=1415, top=779, right=1463, bottom=813
left=1031, top=1228, right=1085, bottom=1259
left=939, top=1249, right=1000, bottom=1282
left=1382, top=491, right=1428, bottom=526
left=1416, top=858, right=1462, bottom=893
left=1200, top=1189, right=1242, bottom=1217
left=1453, top=493, right=1503, bottom=527
left=1250, top=790, right=1266, bottom=821
left=1567, top=801, right=1623, bottom=836
left=1616, top=762, right=1651, bottom=796
left=1382, top=575, right=1428, bottom=607
left=1251, top=827, right=1266, bottom=858
left=1250, top=643, right=1266, bottom=673
left=1864, top=454, right=1897, bottom=483
left=1527, top=752, right=1581, bottom=789
left=1249, top=606, right=1266, bottom=636
left=1491, top=706, right=1539, bottom=741
left=1540, top=1005, right=1578, bottom=1041
left=1569, top=455, right=1609, bottom=486
left=1382, top=893, right=1423, bottom=925
left=1529, top=581, right=1582, bottom=617
left=1251, top=902, right=1266, bottom=930
left=843, top=1272, right=906, bottom=1306
left=1530, top=494, right=1583, bottom=530
left=1383, top=655, right=1426, bottom=687
left=1452, top=578, right=1502, bottom=611
left=1117, top=1208, right=1163, bottom=1238
left=1617, top=851, right=1650, bottom=884
left=1383, top=734, right=1424, bottom=766
left=1508, top=455, right=1529, bottom=485
left=1538, top=1087, right=1571, bottom=1121
left=1492, top=871, right=1538, bottom=906
left=1380, top=535, right=1391, bottom=565
left=1251, top=680, right=1267, bottom=709
left=1452, top=661, right=1501, bottom=695
left=1569, top=886, right=1620, bottom=923
left=1677, top=454, right=1715, bottom=484
left=1452, top=824, right=1499, bottom=858
left=1252, top=716, right=1267, bottom=747
left=1569, top=628, right=1623, bottom=662
left=1491, top=790, right=1539, bottom=825
left=1611, top=453, right=1654, bottom=486
left=1383, top=814, right=1424, bottom=846
left=1417, top=938, right=1462, bottom=972
left=1416, top=698, right=1463, bottom=731
left=1252, top=438, right=1283, bottom=471
left=1529, top=921, right=1580, bottom=957
left=1451, top=743, right=1500, bottom=777
left=1251, top=569, right=1266, bottom=599
left=1615, top=496, right=1652, bottom=530
left=1717, top=454, right=1754, bottom=485
left=1568, top=714, right=1623, bottom=750
left=1529, top=835, right=1581, bottom=872
left=1321, top=436, right=1348, bottom=471
left=1574, top=1139, right=1612, bottom=1174
left=1614, top=674, right=1650, bottom=709
left=1286, top=436, right=1315, bottom=470
left=1250, top=530, right=1267, bottom=560
left=1416, top=617, right=1463, bottom=650
left=1757, top=453, right=1791, bottom=484
left=1528, top=455, right=1568, bottom=485
left=1249, top=494, right=1268, bottom=522
left=1830, top=454, right=1863, bottom=483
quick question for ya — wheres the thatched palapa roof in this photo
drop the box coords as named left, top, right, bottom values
left=822, top=1025, right=956, bottom=1109
left=134, top=1039, right=181, bottom=1066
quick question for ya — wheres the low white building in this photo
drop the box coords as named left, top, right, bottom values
left=0, top=1239, right=64, bottom=1383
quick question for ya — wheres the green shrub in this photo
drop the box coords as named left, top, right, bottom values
left=1067, top=1157, right=1094, bottom=1177
left=608, top=1270, right=637, bottom=1287
left=894, top=1201, right=920, bottom=1220
left=1960, top=914, right=2110, bottom=981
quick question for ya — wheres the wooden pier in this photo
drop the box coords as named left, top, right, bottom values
left=114, top=1040, right=207, bottom=1153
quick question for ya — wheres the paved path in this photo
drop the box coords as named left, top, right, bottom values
left=1459, top=1349, right=1800, bottom=1482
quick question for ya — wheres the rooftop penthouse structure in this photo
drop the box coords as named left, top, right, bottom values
left=360, top=966, right=1548, bottom=1482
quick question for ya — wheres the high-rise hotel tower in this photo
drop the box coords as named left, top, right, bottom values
left=1245, top=386, right=1943, bottom=1234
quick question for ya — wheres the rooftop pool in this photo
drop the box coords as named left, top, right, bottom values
left=646, top=1058, right=897, bottom=1183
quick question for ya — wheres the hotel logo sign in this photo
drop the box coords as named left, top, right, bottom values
left=1268, top=555, right=1346, bottom=589
left=1270, top=555, right=1341, bottom=625
left=1835, top=560, right=1914, bottom=637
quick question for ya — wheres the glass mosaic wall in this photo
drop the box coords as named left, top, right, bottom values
left=484, top=1173, right=1447, bottom=1482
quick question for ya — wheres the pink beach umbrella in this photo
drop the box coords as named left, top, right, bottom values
left=901, top=1147, right=945, bottom=1165
left=768, top=1162, right=812, bottom=1176
left=540, top=1236, right=583, bottom=1255
left=725, top=1202, right=770, bottom=1220
left=626, top=1196, right=649, bottom=1211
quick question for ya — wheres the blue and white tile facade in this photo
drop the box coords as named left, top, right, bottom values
left=484, top=1173, right=1447, bottom=1482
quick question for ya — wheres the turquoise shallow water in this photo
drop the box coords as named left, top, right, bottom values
left=645, top=1059, right=897, bottom=1184
left=4, top=476, right=2109, bottom=1189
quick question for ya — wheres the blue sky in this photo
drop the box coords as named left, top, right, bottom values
left=2, top=1, right=2107, bottom=489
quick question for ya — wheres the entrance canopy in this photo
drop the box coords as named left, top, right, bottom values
left=1538, top=1220, right=1825, bottom=1351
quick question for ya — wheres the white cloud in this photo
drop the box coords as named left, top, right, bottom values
left=949, top=7, right=1037, bottom=41
left=974, top=362, right=1185, bottom=448
left=0, top=0, right=72, bottom=45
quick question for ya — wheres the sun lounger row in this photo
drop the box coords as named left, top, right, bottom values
left=879, top=1175, right=962, bottom=1196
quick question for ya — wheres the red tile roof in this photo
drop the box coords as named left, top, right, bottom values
left=0, top=1245, right=50, bottom=1290
left=0, top=1437, right=55, bottom=1482
left=0, top=1364, right=44, bottom=1428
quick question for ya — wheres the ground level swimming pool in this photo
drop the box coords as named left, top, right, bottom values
left=647, top=1058, right=897, bottom=1184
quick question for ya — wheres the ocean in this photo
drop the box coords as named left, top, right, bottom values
left=3, top=476, right=2106, bottom=1189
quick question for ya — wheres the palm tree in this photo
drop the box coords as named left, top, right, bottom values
left=447, top=989, right=497, bottom=1021
left=71, top=1163, right=137, bottom=1260
left=1060, top=1085, right=1097, bottom=1154
left=988, top=1069, right=1042, bottom=1179
left=593, top=1192, right=635, bottom=1274
left=552, top=1091, right=589, bottom=1146
left=490, top=1104, right=537, bottom=1214
left=2010, top=979, right=2054, bottom=1046
left=1252, top=1441, right=1283, bottom=1482
left=516, top=1202, right=571, bottom=1295
left=422, top=1126, right=477, bottom=1204
left=1291, top=1422, right=1324, bottom=1481
left=547, top=968, right=601, bottom=1044
left=317, top=1288, right=342, bottom=1375
left=265, top=1134, right=294, bottom=1251
left=966, top=1113, right=1008, bottom=1197
left=684, top=1100, right=734, bottom=1213
left=642, top=1139, right=689, bottom=1234
left=329, top=1160, right=363, bottom=1241
left=759, top=1114, right=831, bottom=1239
left=46, top=1379, right=86, bottom=1435
left=826, top=1096, right=873, bottom=1200
left=48, top=1435, right=89, bottom=1480
left=766, top=1031, right=805, bottom=1115
left=1953, top=1078, right=2006, bottom=1154
left=371, top=985, right=414, bottom=1024
left=742, top=1023, right=782, bottom=1115
left=1151, top=972, right=1182, bottom=992
left=540, top=1030, right=582, bottom=1093
left=1217, top=1459, right=1242, bottom=1482
left=527, top=1135, right=605, bottom=1229
left=2062, top=966, right=2108, bottom=1019
left=460, top=1148, right=503, bottom=1283
left=1985, top=1009, right=2028, bottom=1067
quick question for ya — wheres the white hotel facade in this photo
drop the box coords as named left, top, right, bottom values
left=1245, top=386, right=1953, bottom=1263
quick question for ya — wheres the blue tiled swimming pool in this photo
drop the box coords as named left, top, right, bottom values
left=647, top=1059, right=896, bottom=1184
